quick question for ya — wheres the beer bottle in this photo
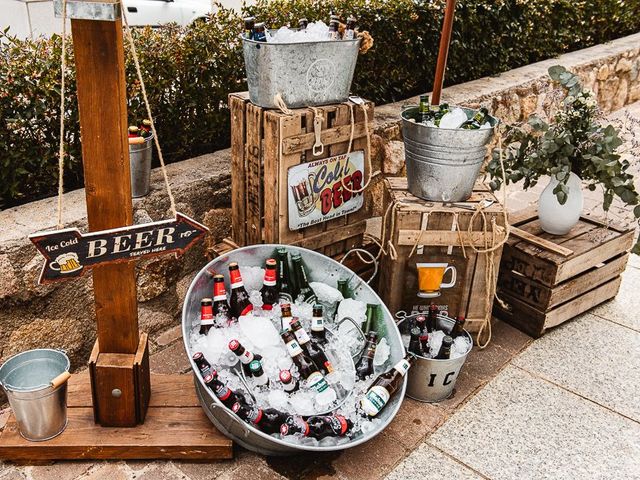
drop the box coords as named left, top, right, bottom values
left=355, top=331, right=378, bottom=380
left=243, top=16, right=256, bottom=38
left=199, top=298, right=214, bottom=335
left=414, top=314, right=427, bottom=334
left=451, top=315, right=466, bottom=337
left=192, top=351, right=212, bottom=377
left=307, top=415, right=353, bottom=439
left=372, top=304, right=387, bottom=338
left=279, top=369, right=299, bottom=393
left=139, top=119, right=152, bottom=138
left=204, top=371, right=249, bottom=409
left=435, top=336, right=453, bottom=359
left=360, top=354, right=415, bottom=417
left=408, top=327, right=422, bottom=356
left=419, top=333, right=431, bottom=358
left=228, top=339, right=262, bottom=377
left=232, top=402, right=287, bottom=435
left=249, top=360, right=269, bottom=388
left=291, top=253, right=316, bottom=304
left=276, top=247, right=294, bottom=303
left=280, top=330, right=330, bottom=395
left=361, top=303, right=376, bottom=334
left=280, top=415, right=310, bottom=436
left=260, top=258, right=279, bottom=311
left=461, top=107, right=489, bottom=130
left=328, top=20, right=340, bottom=40
left=212, top=274, right=233, bottom=325
left=291, top=318, right=333, bottom=374
left=253, top=22, right=267, bottom=42
left=228, top=263, right=253, bottom=318
left=310, top=304, right=327, bottom=346
left=128, top=126, right=140, bottom=138
left=298, top=18, right=308, bottom=30
left=418, top=95, right=431, bottom=123
left=344, top=16, right=357, bottom=39
left=427, top=303, right=439, bottom=332
left=280, top=303, right=293, bottom=330
left=337, top=279, right=352, bottom=299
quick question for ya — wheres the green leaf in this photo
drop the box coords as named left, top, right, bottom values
left=548, top=65, right=566, bottom=81
left=556, top=190, right=568, bottom=205
left=634, top=205, right=640, bottom=218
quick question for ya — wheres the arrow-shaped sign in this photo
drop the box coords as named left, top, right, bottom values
left=29, top=213, right=209, bottom=284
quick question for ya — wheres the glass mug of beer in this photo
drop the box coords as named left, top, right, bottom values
left=416, top=262, right=457, bottom=298
left=50, top=252, right=82, bottom=274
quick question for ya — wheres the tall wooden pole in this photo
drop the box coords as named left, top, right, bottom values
left=68, top=2, right=150, bottom=427
left=431, top=0, right=457, bottom=105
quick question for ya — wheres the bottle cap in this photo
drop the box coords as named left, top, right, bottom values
left=228, top=339, right=240, bottom=351
left=201, top=298, right=212, bottom=305
left=265, top=258, right=276, bottom=267
left=231, top=402, right=242, bottom=413
left=415, top=315, right=426, bottom=322
left=279, top=370, right=292, bottom=383
left=203, top=373, right=214, bottom=383
left=213, top=274, right=224, bottom=280
left=228, top=262, right=239, bottom=268
left=249, top=360, right=262, bottom=372
left=192, top=352, right=203, bottom=360
left=443, top=335, right=453, bottom=346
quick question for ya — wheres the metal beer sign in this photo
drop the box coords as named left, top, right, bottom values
left=287, top=150, right=365, bottom=230
left=29, top=213, right=208, bottom=284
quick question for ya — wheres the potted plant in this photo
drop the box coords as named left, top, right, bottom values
left=487, top=65, right=640, bottom=253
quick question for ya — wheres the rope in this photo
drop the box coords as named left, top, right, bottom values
left=274, top=93, right=294, bottom=115
left=122, top=12, right=177, bottom=218
left=55, top=0, right=68, bottom=229
left=339, top=101, right=379, bottom=194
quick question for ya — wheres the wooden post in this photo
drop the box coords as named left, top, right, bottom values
left=431, top=0, right=457, bottom=105
left=70, top=5, right=150, bottom=427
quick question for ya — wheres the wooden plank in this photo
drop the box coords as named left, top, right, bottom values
left=245, top=103, right=263, bottom=245
left=230, top=93, right=248, bottom=245
left=397, top=230, right=508, bottom=247
left=262, top=112, right=280, bottom=244
left=277, top=114, right=305, bottom=245
left=510, top=227, right=574, bottom=257
left=512, top=219, right=596, bottom=261
left=295, top=221, right=367, bottom=251
left=281, top=116, right=374, bottom=154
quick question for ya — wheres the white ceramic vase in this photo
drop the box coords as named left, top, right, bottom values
left=538, top=172, right=583, bottom=235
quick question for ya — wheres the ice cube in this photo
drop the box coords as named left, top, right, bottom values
left=316, top=386, right=337, bottom=406
left=291, top=302, right=313, bottom=322
left=267, top=389, right=290, bottom=411
left=277, top=355, right=293, bottom=371
left=337, top=298, right=367, bottom=325
left=249, top=290, right=264, bottom=309
left=428, top=330, right=446, bottom=357
left=239, top=265, right=264, bottom=292
left=310, top=282, right=344, bottom=304
left=290, top=390, right=315, bottom=415
left=373, top=337, right=391, bottom=366
left=438, top=107, right=468, bottom=129
left=452, top=335, right=472, bottom=358
left=239, top=314, right=281, bottom=349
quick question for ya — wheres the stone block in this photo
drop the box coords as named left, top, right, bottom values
left=382, top=141, right=406, bottom=175
left=0, top=254, right=19, bottom=299
left=519, top=94, right=538, bottom=119
left=202, top=208, right=232, bottom=245
left=136, top=257, right=181, bottom=302
left=616, top=57, right=633, bottom=73
left=629, top=85, right=640, bottom=102
left=138, top=305, right=175, bottom=336
left=612, top=77, right=629, bottom=111
left=596, top=63, right=610, bottom=81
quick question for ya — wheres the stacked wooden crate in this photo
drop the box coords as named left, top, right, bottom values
left=378, top=177, right=506, bottom=334
left=494, top=207, right=634, bottom=337
left=229, top=92, right=374, bottom=258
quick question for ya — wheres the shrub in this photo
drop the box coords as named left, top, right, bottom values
left=1, top=0, right=640, bottom=207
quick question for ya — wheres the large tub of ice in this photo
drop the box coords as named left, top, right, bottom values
left=181, top=244, right=407, bottom=455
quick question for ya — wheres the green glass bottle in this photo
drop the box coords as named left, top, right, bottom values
left=291, top=253, right=317, bottom=304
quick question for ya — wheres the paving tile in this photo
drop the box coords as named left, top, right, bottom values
left=385, top=444, right=483, bottom=480
left=331, top=431, right=407, bottom=480
left=266, top=451, right=341, bottom=480
left=591, top=264, right=640, bottom=331
left=382, top=398, right=446, bottom=450
left=0, top=467, right=26, bottom=480
left=155, top=325, right=183, bottom=347
left=514, top=313, right=640, bottom=421
left=175, top=460, right=237, bottom=480
left=135, top=462, right=185, bottom=480
left=489, top=319, right=533, bottom=355
left=430, top=366, right=640, bottom=480
left=216, top=453, right=285, bottom=480
left=150, top=342, right=191, bottom=375
left=81, top=463, right=131, bottom=480
left=29, top=462, right=93, bottom=480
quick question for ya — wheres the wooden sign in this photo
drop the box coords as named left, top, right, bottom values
left=29, top=213, right=208, bottom=284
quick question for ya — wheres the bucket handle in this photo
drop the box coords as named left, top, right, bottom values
left=394, top=310, right=408, bottom=324
left=336, top=316, right=366, bottom=360
left=50, top=371, right=71, bottom=389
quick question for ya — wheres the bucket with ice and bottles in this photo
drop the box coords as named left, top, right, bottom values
left=181, top=245, right=407, bottom=455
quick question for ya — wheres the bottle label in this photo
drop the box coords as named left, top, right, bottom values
left=213, top=294, right=227, bottom=302
left=393, top=359, right=411, bottom=376
left=293, top=327, right=311, bottom=345
left=240, top=350, right=254, bottom=364
left=360, top=386, right=390, bottom=417
left=215, top=384, right=232, bottom=402
left=311, top=317, right=324, bottom=331
left=200, top=309, right=214, bottom=326
left=229, top=269, right=244, bottom=289
left=285, top=339, right=303, bottom=357
left=329, top=415, right=349, bottom=435
left=324, top=360, right=334, bottom=373
left=240, top=304, right=253, bottom=316
left=307, top=371, right=329, bottom=393
left=213, top=281, right=227, bottom=299
left=254, top=373, right=268, bottom=386
left=263, top=268, right=277, bottom=286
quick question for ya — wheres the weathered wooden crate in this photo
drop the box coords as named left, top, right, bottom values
left=378, top=177, right=506, bottom=334
left=494, top=207, right=634, bottom=337
left=229, top=92, right=374, bottom=258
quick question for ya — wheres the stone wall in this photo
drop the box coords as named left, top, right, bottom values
left=0, top=32, right=639, bottom=371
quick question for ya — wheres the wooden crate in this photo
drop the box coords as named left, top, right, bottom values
left=230, top=92, right=374, bottom=258
left=378, top=177, right=506, bottom=334
left=494, top=207, right=634, bottom=337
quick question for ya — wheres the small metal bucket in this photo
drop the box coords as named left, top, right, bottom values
left=401, top=106, right=498, bottom=202
left=398, top=313, right=472, bottom=403
left=242, top=36, right=361, bottom=108
left=129, top=134, right=153, bottom=198
left=0, top=349, right=71, bottom=441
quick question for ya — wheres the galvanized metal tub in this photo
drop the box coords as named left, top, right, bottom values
left=401, top=107, right=498, bottom=202
left=0, top=349, right=70, bottom=441
left=398, top=314, right=472, bottom=402
left=182, top=244, right=407, bottom=455
left=129, top=134, right=153, bottom=198
left=242, top=36, right=361, bottom=109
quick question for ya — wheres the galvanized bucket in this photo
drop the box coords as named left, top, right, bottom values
left=0, top=349, right=71, bottom=441
left=129, top=134, right=153, bottom=198
left=242, top=36, right=361, bottom=109
left=182, top=244, right=407, bottom=455
left=401, top=106, right=498, bottom=202
left=398, top=313, right=472, bottom=403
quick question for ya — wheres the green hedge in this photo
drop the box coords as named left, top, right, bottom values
left=1, top=0, right=640, bottom=207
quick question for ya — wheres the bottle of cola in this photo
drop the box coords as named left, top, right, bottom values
left=261, top=258, right=279, bottom=310
left=229, top=339, right=262, bottom=377
left=212, top=274, right=232, bottom=325
left=360, top=354, right=415, bottom=417
left=203, top=370, right=249, bottom=409
left=435, top=336, right=453, bottom=360
left=192, top=351, right=212, bottom=377
left=290, top=318, right=333, bottom=375
left=310, top=304, right=328, bottom=347
left=199, top=298, right=214, bottom=335
left=279, top=369, right=299, bottom=393
left=232, top=402, right=287, bottom=435
left=291, top=253, right=316, bottom=303
left=355, top=331, right=378, bottom=380
left=280, top=414, right=352, bottom=439
left=276, top=247, right=294, bottom=303
left=229, top=263, right=253, bottom=318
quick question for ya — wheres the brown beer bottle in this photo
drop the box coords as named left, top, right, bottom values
left=228, top=263, right=253, bottom=318
left=290, top=318, right=333, bottom=374
left=280, top=303, right=293, bottom=330
left=260, top=259, right=279, bottom=311
left=310, top=304, right=328, bottom=346
left=280, top=330, right=330, bottom=395
left=451, top=315, right=466, bottom=337
left=229, top=339, right=262, bottom=377
left=203, top=370, right=249, bottom=409
left=212, top=274, right=232, bottom=325
left=427, top=303, right=439, bottom=332
left=192, top=351, right=212, bottom=377
left=232, top=402, right=287, bottom=435
left=419, top=333, right=431, bottom=358
left=355, top=331, right=378, bottom=380
left=408, top=327, right=422, bottom=356
left=360, top=354, right=415, bottom=417
left=280, top=414, right=352, bottom=439
left=199, top=298, right=214, bottom=335
left=279, top=369, right=299, bottom=393
left=435, top=336, right=453, bottom=360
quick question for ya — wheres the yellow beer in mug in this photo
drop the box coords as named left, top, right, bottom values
left=50, top=253, right=82, bottom=274
left=416, top=262, right=457, bottom=298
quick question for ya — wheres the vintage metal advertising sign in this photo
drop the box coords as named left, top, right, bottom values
left=287, top=150, right=365, bottom=230
left=29, top=213, right=208, bottom=284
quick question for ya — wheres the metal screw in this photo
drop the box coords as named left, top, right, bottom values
left=112, top=388, right=122, bottom=398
